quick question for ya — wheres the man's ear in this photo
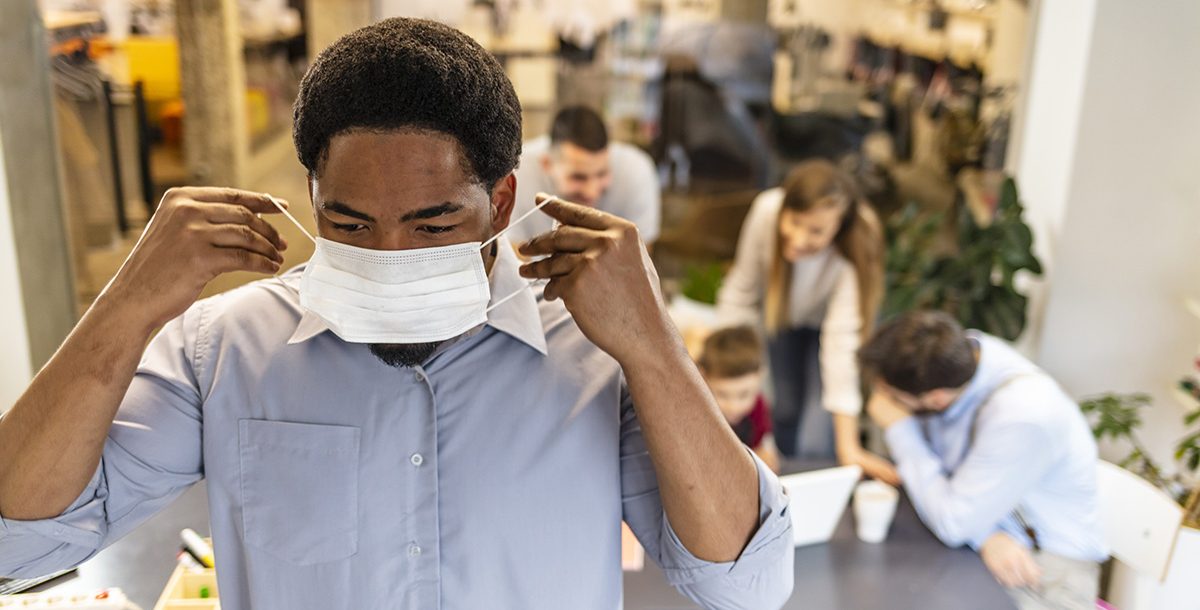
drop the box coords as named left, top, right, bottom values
left=490, top=173, right=517, bottom=233
left=539, top=152, right=553, bottom=175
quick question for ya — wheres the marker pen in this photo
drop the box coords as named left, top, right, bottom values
left=180, top=528, right=215, bottom=568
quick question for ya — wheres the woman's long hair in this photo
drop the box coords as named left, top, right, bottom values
left=764, top=160, right=884, bottom=341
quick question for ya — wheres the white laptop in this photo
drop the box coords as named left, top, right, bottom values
left=779, top=465, right=862, bottom=547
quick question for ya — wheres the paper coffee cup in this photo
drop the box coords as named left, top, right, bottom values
left=853, top=480, right=899, bottom=543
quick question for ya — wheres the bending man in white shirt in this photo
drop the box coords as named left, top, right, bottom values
left=861, top=310, right=1108, bottom=610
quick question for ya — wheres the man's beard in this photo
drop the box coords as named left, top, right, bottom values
left=369, top=342, right=442, bottom=368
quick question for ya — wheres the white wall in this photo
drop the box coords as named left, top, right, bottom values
left=1023, top=0, right=1200, bottom=465
left=0, top=124, right=34, bottom=410
left=1008, top=0, right=1097, bottom=356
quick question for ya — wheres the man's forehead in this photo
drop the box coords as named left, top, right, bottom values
left=553, top=142, right=609, bottom=164
left=316, top=130, right=489, bottom=212
left=323, top=130, right=469, bottom=178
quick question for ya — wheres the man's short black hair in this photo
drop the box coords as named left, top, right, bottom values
left=858, top=310, right=978, bottom=395
left=548, top=105, right=608, bottom=153
left=293, top=18, right=522, bottom=186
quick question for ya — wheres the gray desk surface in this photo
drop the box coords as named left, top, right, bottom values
left=624, top=482, right=1016, bottom=609
left=31, top=476, right=1014, bottom=610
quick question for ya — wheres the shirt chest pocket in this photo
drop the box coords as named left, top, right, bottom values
left=239, top=419, right=360, bottom=565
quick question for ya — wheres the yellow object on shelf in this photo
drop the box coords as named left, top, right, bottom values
left=245, top=88, right=271, bottom=139
left=123, top=36, right=181, bottom=101
left=154, top=563, right=220, bottom=610
left=99, top=36, right=181, bottom=102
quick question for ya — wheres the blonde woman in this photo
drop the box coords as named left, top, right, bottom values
left=717, top=159, right=898, bottom=483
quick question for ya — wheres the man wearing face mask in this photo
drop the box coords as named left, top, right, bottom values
left=506, top=105, right=661, bottom=248
left=0, top=18, right=792, bottom=610
left=860, top=311, right=1107, bottom=610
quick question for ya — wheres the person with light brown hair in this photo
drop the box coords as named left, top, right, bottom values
left=717, top=159, right=897, bottom=484
left=697, top=326, right=781, bottom=472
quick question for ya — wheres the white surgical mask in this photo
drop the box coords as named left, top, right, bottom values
left=270, top=196, right=554, bottom=344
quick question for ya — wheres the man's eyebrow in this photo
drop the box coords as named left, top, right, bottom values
left=401, top=202, right=463, bottom=222
left=321, top=201, right=376, bottom=222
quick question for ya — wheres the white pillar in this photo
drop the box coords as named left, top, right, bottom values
left=1016, top=0, right=1200, bottom=463
left=0, top=1, right=76, bottom=407
left=0, top=126, right=33, bottom=410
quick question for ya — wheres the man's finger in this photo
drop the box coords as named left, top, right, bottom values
left=203, top=203, right=288, bottom=250
left=519, top=253, right=588, bottom=280
left=213, top=246, right=282, bottom=276
left=520, top=225, right=605, bottom=257
left=179, top=187, right=287, bottom=214
left=543, top=275, right=578, bottom=302
left=207, top=224, right=284, bottom=263
left=1018, top=557, right=1042, bottom=588
left=535, top=192, right=613, bottom=230
left=544, top=277, right=563, bottom=301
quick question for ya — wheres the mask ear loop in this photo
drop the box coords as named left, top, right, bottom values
left=264, top=196, right=316, bottom=289
left=483, top=195, right=562, bottom=313
left=480, top=195, right=559, bottom=251
left=269, top=196, right=317, bottom=244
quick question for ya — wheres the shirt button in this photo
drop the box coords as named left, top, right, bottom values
left=410, top=453, right=424, bottom=467
left=408, top=544, right=422, bottom=557
left=414, top=370, right=426, bottom=382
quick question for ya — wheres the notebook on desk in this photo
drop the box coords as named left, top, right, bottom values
left=779, top=465, right=862, bottom=547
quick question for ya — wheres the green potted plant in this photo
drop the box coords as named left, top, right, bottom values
left=883, top=176, right=1043, bottom=341
left=1080, top=392, right=1199, bottom=522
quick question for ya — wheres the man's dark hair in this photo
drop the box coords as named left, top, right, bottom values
left=858, top=310, right=978, bottom=395
left=548, top=105, right=608, bottom=152
left=293, top=18, right=522, bottom=186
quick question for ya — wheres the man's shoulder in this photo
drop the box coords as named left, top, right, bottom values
left=984, top=373, right=1076, bottom=429
left=608, top=141, right=654, bottom=166
left=184, top=269, right=304, bottom=342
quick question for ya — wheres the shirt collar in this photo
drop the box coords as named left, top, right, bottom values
left=285, top=237, right=548, bottom=356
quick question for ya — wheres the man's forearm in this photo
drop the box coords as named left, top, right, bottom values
left=0, top=294, right=156, bottom=519
left=619, top=327, right=760, bottom=563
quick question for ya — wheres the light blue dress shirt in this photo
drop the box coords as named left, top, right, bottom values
left=885, top=332, right=1109, bottom=562
left=0, top=240, right=793, bottom=609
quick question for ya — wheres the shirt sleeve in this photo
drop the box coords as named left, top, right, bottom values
left=620, top=390, right=794, bottom=609
left=0, top=307, right=206, bottom=578
left=883, top=401, right=1057, bottom=550
left=819, top=265, right=864, bottom=416
left=716, top=189, right=778, bottom=328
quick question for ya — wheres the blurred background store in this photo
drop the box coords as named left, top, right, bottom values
left=1, top=0, right=1199, bottom=606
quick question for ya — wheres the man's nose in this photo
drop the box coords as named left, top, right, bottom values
left=371, top=230, right=411, bottom=252
left=581, top=180, right=604, bottom=203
